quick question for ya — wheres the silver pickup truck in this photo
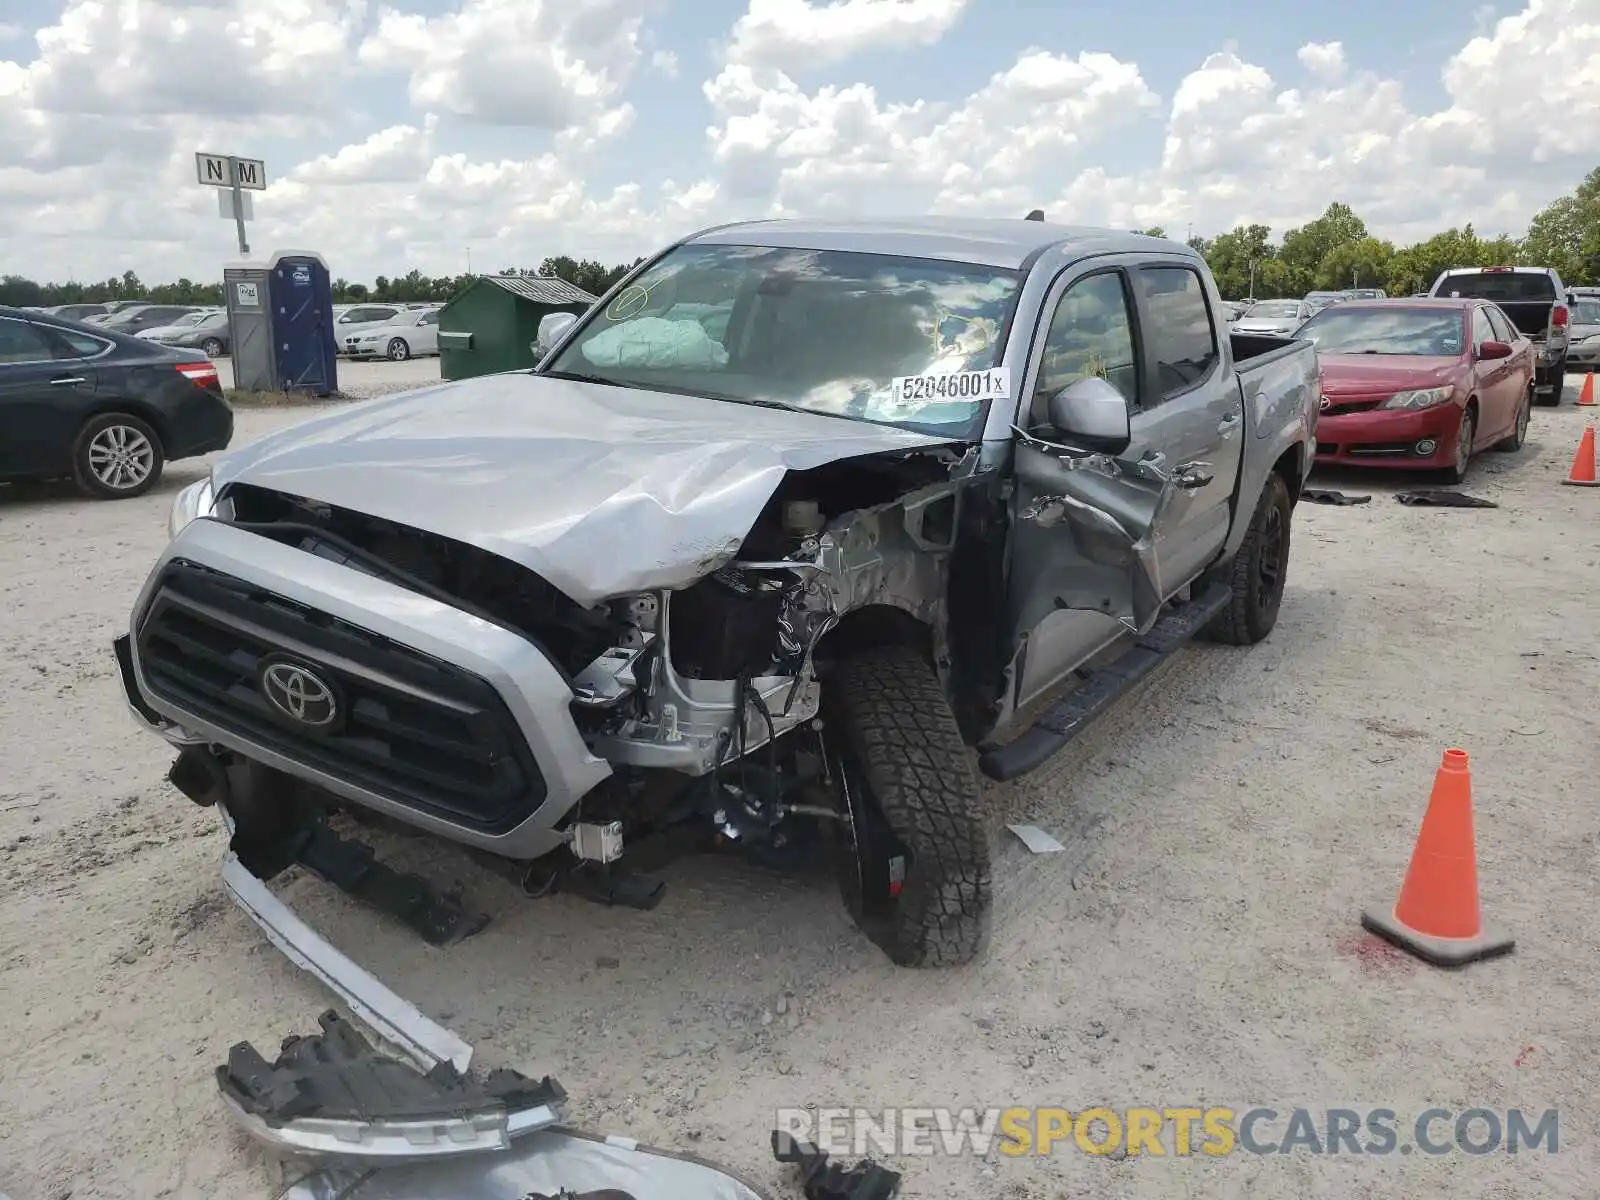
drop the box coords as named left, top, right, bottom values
left=114, top=218, right=1318, bottom=969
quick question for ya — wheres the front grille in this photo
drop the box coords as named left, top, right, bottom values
left=135, top=560, right=546, bottom=834
left=1322, top=395, right=1385, bottom=416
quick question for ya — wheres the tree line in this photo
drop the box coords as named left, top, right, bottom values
left=4, top=167, right=1596, bottom=309
left=0, top=255, right=645, bottom=310
left=1142, top=167, right=1599, bottom=300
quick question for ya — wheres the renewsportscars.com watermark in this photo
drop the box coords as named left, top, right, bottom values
left=776, top=1107, right=1560, bottom=1158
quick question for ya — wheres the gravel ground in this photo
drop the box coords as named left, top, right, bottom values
left=214, top=352, right=442, bottom=399
left=1, top=382, right=1597, bottom=1199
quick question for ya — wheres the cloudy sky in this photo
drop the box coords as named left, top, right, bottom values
left=0, top=0, right=1595, bottom=284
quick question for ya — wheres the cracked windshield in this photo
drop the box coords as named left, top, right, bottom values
left=547, top=243, right=1021, bottom=435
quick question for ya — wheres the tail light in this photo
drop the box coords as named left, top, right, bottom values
left=175, top=361, right=220, bottom=389
left=1552, top=305, right=1569, bottom=328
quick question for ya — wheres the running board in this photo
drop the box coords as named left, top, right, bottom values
left=978, top=583, right=1232, bottom=782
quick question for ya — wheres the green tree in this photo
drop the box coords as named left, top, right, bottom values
left=1202, top=223, right=1276, bottom=298
left=1524, top=167, right=1600, bottom=284
left=1315, top=236, right=1395, bottom=292
left=1387, top=226, right=1490, bottom=295
left=1279, top=202, right=1368, bottom=293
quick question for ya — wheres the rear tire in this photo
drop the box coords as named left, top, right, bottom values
left=827, top=645, right=990, bottom=968
left=71, top=412, right=164, bottom=500
left=1536, top=358, right=1565, bottom=406
left=1494, top=385, right=1532, bottom=451
left=1201, top=472, right=1291, bottom=646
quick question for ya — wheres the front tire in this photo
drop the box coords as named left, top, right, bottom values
left=1202, top=471, right=1291, bottom=646
left=201, top=337, right=225, bottom=358
left=1494, top=385, right=1532, bottom=452
left=827, top=645, right=990, bottom=968
left=1442, top=406, right=1476, bottom=485
left=387, top=338, right=411, bottom=361
left=72, top=413, right=164, bottom=499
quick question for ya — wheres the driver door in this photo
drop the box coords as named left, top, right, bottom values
left=1003, top=262, right=1225, bottom=712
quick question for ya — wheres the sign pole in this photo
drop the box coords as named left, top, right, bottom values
left=230, top=158, right=250, bottom=257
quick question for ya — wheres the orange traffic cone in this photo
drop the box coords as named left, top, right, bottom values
left=1361, top=749, right=1514, bottom=967
left=1562, top=426, right=1600, bottom=487
left=1578, top=373, right=1596, bottom=407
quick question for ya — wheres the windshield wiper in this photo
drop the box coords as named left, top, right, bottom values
left=539, top=368, right=647, bottom=390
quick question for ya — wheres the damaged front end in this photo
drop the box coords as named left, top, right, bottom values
left=115, top=433, right=974, bottom=903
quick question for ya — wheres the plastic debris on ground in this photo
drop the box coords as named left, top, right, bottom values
left=1006, top=824, right=1066, bottom=854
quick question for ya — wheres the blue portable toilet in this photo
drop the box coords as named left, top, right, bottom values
left=224, top=249, right=339, bottom=396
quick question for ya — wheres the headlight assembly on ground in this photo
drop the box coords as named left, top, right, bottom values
left=169, top=476, right=217, bottom=538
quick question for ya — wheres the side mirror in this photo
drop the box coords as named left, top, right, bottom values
left=1477, top=340, right=1512, bottom=361
left=1043, top=376, right=1132, bottom=455
left=536, top=311, right=577, bottom=355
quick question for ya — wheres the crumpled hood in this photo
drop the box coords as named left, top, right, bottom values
left=213, top=373, right=958, bottom=607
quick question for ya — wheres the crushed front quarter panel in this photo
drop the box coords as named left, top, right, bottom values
left=208, top=373, right=959, bottom=607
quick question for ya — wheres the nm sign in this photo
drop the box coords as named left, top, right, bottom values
left=195, top=152, right=266, bottom=191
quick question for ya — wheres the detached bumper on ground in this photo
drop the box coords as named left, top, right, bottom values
left=1314, top=403, right=1464, bottom=470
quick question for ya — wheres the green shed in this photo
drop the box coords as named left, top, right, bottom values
left=437, top=275, right=598, bottom=380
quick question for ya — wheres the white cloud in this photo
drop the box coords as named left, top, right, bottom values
left=1, top=0, right=1598, bottom=286
left=290, top=117, right=441, bottom=185
left=356, top=0, right=650, bottom=132
left=1296, top=41, right=1346, bottom=81
left=725, top=0, right=969, bottom=71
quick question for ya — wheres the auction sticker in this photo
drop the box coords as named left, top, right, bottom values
left=890, top=366, right=1010, bottom=406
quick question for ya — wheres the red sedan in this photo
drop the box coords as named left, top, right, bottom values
left=1296, top=298, right=1535, bottom=483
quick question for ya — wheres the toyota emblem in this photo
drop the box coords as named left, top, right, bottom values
left=261, top=660, right=339, bottom=729
left=1319, top=395, right=1332, bottom=412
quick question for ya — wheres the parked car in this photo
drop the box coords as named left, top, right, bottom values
left=1567, top=295, right=1600, bottom=373
left=83, top=300, right=155, bottom=325
left=342, top=306, right=442, bottom=360
left=1232, top=298, right=1312, bottom=336
left=1428, top=266, right=1569, bottom=404
left=118, top=217, right=1318, bottom=970
left=0, top=306, right=233, bottom=499
left=98, top=305, right=202, bottom=337
left=331, top=304, right=404, bottom=351
left=136, top=310, right=221, bottom=341
left=1297, top=298, right=1534, bottom=483
left=1302, top=291, right=1349, bottom=315
left=144, top=309, right=232, bottom=358
left=43, top=303, right=111, bottom=322
left=1342, top=288, right=1387, bottom=301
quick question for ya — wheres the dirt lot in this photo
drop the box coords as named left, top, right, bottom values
left=213, top=352, right=442, bottom=395
left=2, top=384, right=1597, bottom=1199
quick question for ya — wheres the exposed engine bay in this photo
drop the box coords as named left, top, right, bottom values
left=220, top=446, right=969, bottom=859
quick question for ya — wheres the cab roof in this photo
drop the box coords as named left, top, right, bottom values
left=684, top=217, right=1182, bottom=270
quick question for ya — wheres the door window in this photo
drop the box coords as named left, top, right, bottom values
left=1484, top=305, right=1516, bottom=344
left=1032, top=271, right=1139, bottom=424
left=1137, top=267, right=1219, bottom=400
left=54, top=329, right=110, bottom=358
left=420, top=311, right=439, bottom=326
left=1471, top=306, right=1495, bottom=351
left=0, top=319, right=56, bottom=364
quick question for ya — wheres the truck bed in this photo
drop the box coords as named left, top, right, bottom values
left=1231, top=331, right=1319, bottom=441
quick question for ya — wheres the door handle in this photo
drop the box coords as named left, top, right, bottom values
left=1174, top=462, right=1214, bottom=489
left=1217, top=410, right=1242, bottom=433
left=50, top=376, right=86, bottom=385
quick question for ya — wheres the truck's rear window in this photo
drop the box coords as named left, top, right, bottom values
left=1436, top=273, right=1556, bottom=302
